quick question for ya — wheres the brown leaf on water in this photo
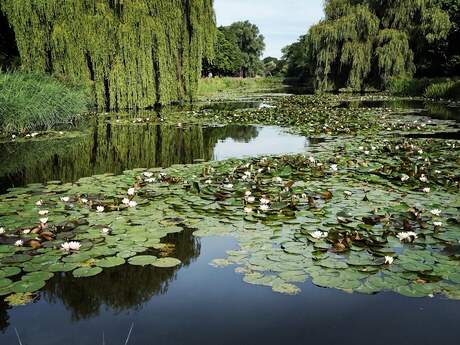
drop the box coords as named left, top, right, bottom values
left=283, top=181, right=295, bottom=189
left=321, top=191, right=333, bottom=199
left=28, top=240, right=41, bottom=248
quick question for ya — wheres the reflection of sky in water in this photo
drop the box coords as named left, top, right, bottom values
left=213, top=126, right=308, bottom=160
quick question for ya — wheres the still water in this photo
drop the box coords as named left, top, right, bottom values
left=0, top=100, right=459, bottom=344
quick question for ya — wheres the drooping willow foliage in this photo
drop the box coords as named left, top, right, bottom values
left=307, top=0, right=451, bottom=91
left=0, top=0, right=216, bottom=109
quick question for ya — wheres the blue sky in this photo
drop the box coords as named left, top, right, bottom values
left=213, top=0, right=325, bottom=58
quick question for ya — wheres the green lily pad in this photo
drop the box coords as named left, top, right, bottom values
left=152, top=257, right=181, bottom=268
left=128, top=255, right=158, bottom=266
left=72, top=266, right=103, bottom=278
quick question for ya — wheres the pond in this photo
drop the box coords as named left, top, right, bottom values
left=0, top=95, right=459, bottom=345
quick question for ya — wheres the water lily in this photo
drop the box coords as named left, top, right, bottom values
left=260, top=197, right=270, bottom=205
left=430, top=209, right=442, bottom=216
left=39, top=218, right=48, bottom=224
left=0, top=227, right=5, bottom=234
left=60, top=196, right=70, bottom=202
left=244, top=191, right=252, bottom=197
left=419, top=174, right=428, bottom=183
left=344, top=190, right=352, bottom=196
left=101, top=228, right=111, bottom=234
left=145, top=178, right=155, bottom=183
left=246, top=196, right=255, bottom=203
left=423, top=187, right=430, bottom=193
left=396, top=231, right=418, bottom=241
left=38, top=210, right=49, bottom=215
left=128, top=200, right=138, bottom=208
left=96, top=206, right=105, bottom=213
left=384, top=256, right=394, bottom=265
left=144, top=172, right=154, bottom=177
left=122, top=198, right=130, bottom=205
left=274, top=176, right=282, bottom=183
left=310, top=231, right=328, bottom=239
left=223, top=184, right=233, bottom=189
left=244, top=171, right=252, bottom=178
left=433, top=221, right=442, bottom=228
left=81, top=198, right=88, bottom=204
left=401, top=174, right=409, bottom=182
left=14, top=240, right=23, bottom=247
left=35, top=200, right=43, bottom=206
left=259, top=204, right=269, bottom=211
left=61, top=241, right=81, bottom=251
left=205, top=179, right=212, bottom=184
left=127, top=188, right=136, bottom=196
left=244, top=207, right=253, bottom=213
left=330, top=164, right=338, bottom=171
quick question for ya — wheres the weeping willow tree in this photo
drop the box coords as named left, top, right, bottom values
left=307, top=0, right=451, bottom=91
left=0, top=0, right=216, bottom=109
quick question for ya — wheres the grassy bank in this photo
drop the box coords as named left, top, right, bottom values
left=385, top=77, right=460, bottom=101
left=197, top=77, right=284, bottom=97
left=0, top=72, right=88, bottom=133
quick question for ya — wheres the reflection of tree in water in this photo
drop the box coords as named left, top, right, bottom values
left=42, top=229, right=200, bottom=322
left=203, top=125, right=259, bottom=144
left=0, top=300, right=10, bottom=333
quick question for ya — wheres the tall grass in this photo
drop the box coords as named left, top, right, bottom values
left=197, top=77, right=283, bottom=97
left=0, top=72, right=88, bottom=133
left=385, top=76, right=460, bottom=100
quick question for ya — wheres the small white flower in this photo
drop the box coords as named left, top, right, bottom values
left=384, top=256, right=394, bottom=265
left=308, top=156, right=316, bottom=163
left=435, top=170, right=441, bottom=174
left=419, top=174, right=428, bottom=183
left=31, top=132, right=39, bottom=137
left=0, top=227, right=4, bottom=234
left=433, top=221, right=442, bottom=227
left=11, top=135, right=16, bottom=139
left=205, top=179, right=212, bottom=184
left=127, top=188, right=136, bottom=196
left=311, top=231, right=328, bottom=239
left=60, top=196, right=70, bottom=202
left=330, top=164, right=338, bottom=171
left=223, top=184, right=233, bottom=189
left=22, top=229, right=31, bottom=234
left=244, top=207, right=253, bottom=213
left=259, top=204, right=269, bottom=211
left=274, top=177, right=282, bottom=183
left=145, top=178, right=155, bottom=183
left=246, top=196, right=255, bottom=203
left=344, top=191, right=352, bottom=196
left=38, top=210, right=49, bottom=215
left=143, top=172, right=154, bottom=178
left=260, top=197, right=270, bottom=205
left=101, top=228, right=111, bottom=234
left=81, top=198, right=88, bottom=204
left=301, top=193, right=307, bottom=199
left=244, top=191, right=252, bottom=197
left=364, top=151, right=370, bottom=155
left=396, top=231, right=418, bottom=241
left=96, top=206, right=105, bottom=213
left=35, top=200, right=43, bottom=206
left=401, top=174, right=410, bottom=182
left=423, top=187, right=430, bottom=193
left=14, top=240, right=23, bottom=247
left=128, top=200, right=138, bottom=208
left=61, top=241, right=81, bottom=251
left=39, top=218, right=48, bottom=224
left=358, top=146, right=364, bottom=151
left=430, top=209, right=442, bottom=216
left=244, top=171, right=252, bottom=177
left=59, top=131, right=64, bottom=135
left=122, top=198, right=130, bottom=205
left=418, top=149, right=423, bottom=154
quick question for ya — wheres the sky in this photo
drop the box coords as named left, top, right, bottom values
left=213, top=0, right=325, bottom=58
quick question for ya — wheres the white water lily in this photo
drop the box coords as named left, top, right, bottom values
left=244, top=191, right=252, bottom=197
left=143, top=172, right=154, bottom=178
left=244, top=171, right=252, bottom=177
left=246, top=196, right=255, bottom=203
left=396, top=231, right=418, bottom=241
left=205, top=179, right=212, bottom=184
left=14, top=240, right=23, bottom=247
left=61, top=241, right=81, bottom=251
left=128, top=200, right=138, bottom=208
left=423, top=187, right=431, bottom=193
left=385, top=256, right=394, bottom=265
left=81, top=198, right=88, bottom=204
left=430, top=209, right=442, bottom=216
left=0, top=227, right=4, bottom=234
left=101, top=228, right=111, bottom=234
left=60, top=196, right=70, bottom=202
left=223, top=184, right=233, bottom=189
left=244, top=207, right=253, bottom=213
left=22, top=229, right=31, bottom=234
left=301, top=193, right=307, bottom=199
left=96, top=206, right=105, bottom=213
left=330, top=164, right=338, bottom=171
left=38, top=210, right=49, bottom=215
left=122, top=198, right=130, bottom=205
left=35, top=200, right=43, bottom=206
left=145, top=178, right=155, bottom=183
left=419, top=174, right=428, bottom=183
left=311, top=231, right=328, bottom=239
left=259, top=204, right=269, bottom=211
left=308, top=156, right=316, bottom=163
left=39, top=218, right=48, bottom=224
left=433, top=221, right=443, bottom=227
left=401, top=174, right=410, bottom=182
left=274, top=176, right=282, bottom=183
left=344, top=191, right=352, bottom=196
left=260, top=197, right=270, bottom=205
left=127, top=188, right=136, bottom=196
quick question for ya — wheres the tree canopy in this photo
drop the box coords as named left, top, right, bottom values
left=0, top=0, right=216, bottom=109
left=300, top=0, right=455, bottom=91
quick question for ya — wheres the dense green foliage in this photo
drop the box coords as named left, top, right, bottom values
left=281, top=34, right=311, bottom=82
left=197, top=77, right=283, bottom=97
left=385, top=76, right=460, bottom=100
left=203, top=21, right=265, bottom=78
left=0, top=0, right=216, bottom=109
left=285, top=0, right=458, bottom=92
left=0, top=72, right=87, bottom=133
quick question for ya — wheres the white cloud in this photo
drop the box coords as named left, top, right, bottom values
left=214, top=0, right=325, bottom=57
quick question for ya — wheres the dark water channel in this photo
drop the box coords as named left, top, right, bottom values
left=1, top=99, right=460, bottom=344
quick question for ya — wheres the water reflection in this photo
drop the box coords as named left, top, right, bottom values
left=0, top=121, right=311, bottom=193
